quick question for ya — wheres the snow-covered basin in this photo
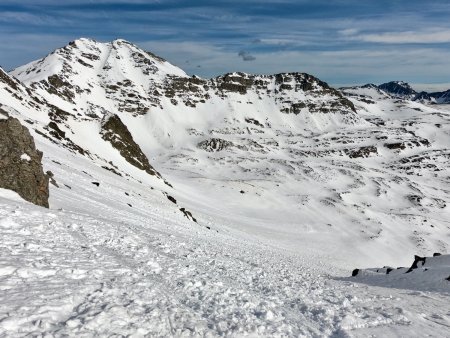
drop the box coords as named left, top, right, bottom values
left=1, top=141, right=450, bottom=337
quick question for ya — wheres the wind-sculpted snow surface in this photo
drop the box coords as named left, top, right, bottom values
left=0, top=38, right=450, bottom=336
left=1, top=159, right=449, bottom=337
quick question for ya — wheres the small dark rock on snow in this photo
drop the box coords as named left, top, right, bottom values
left=166, top=195, right=177, bottom=204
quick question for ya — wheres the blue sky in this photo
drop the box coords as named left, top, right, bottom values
left=1, top=0, right=450, bottom=89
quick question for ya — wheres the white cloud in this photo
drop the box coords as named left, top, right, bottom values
left=349, top=29, right=450, bottom=44
left=134, top=39, right=450, bottom=86
left=338, top=28, right=359, bottom=36
left=411, top=83, right=450, bottom=92
left=0, top=11, right=72, bottom=25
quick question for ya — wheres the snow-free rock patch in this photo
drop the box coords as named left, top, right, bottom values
left=0, top=117, right=49, bottom=207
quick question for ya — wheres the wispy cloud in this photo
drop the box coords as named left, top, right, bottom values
left=0, top=11, right=72, bottom=26
left=411, top=83, right=450, bottom=92
left=347, top=29, right=450, bottom=44
left=0, top=0, right=450, bottom=86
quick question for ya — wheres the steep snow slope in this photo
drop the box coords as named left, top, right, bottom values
left=1, top=137, right=449, bottom=337
left=3, top=62, right=173, bottom=190
left=0, top=67, right=51, bottom=124
left=7, top=38, right=450, bottom=266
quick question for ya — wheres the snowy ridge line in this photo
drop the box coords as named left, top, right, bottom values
left=10, top=38, right=359, bottom=127
left=341, top=81, right=450, bottom=104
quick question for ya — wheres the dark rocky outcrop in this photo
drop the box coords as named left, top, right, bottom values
left=0, top=115, right=49, bottom=207
left=180, top=207, right=197, bottom=223
left=378, top=81, right=416, bottom=99
left=217, top=73, right=254, bottom=94
left=197, top=138, right=234, bottom=152
left=100, top=113, right=162, bottom=179
left=376, top=81, right=450, bottom=104
left=245, top=117, right=264, bottom=128
left=46, top=170, right=58, bottom=187
left=0, top=68, right=20, bottom=91
left=414, top=91, right=434, bottom=103
left=44, top=74, right=76, bottom=103
left=406, top=255, right=426, bottom=273
left=166, top=194, right=177, bottom=204
left=346, top=145, right=378, bottom=159
left=384, top=142, right=406, bottom=150
left=430, top=89, right=450, bottom=104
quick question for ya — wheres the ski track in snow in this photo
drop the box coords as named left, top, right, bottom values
left=1, top=166, right=449, bottom=337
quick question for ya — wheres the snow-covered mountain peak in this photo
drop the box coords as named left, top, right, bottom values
left=392, top=80, right=409, bottom=86
left=13, top=38, right=186, bottom=82
left=10, top=38, right=188, bottom=119
left=340, top=83, right=391, bottom=102
left=378, top=80, right=416, bottom=99
left=8, top=38, right=360, bottom=133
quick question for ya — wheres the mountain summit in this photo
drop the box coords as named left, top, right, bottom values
left=378, top=81, right=417, bottom=99
left=11, top=38, right=187, bottom=117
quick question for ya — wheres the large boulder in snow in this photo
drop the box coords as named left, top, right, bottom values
left=0, top=111, right=49, bottom=207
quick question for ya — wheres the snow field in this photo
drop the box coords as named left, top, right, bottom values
left=1, top=142, right=449, bottom=337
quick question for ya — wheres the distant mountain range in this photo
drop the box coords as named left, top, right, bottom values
left=343, top=81, right=450, bottom=104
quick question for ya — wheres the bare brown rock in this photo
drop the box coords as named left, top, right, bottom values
left=0, top=116, right=49, bottom=207
left=100, top=113, right=163, bottom=179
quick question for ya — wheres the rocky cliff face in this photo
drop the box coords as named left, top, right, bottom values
left=429, top=89, right=450, bottom=104
left=348, top=81, right=450, bottom=104
left=100, top=113, right=163, bottom=180
left=0, top=110, right=49, bottom=207
left=378, top=81, right=417, bottom=99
